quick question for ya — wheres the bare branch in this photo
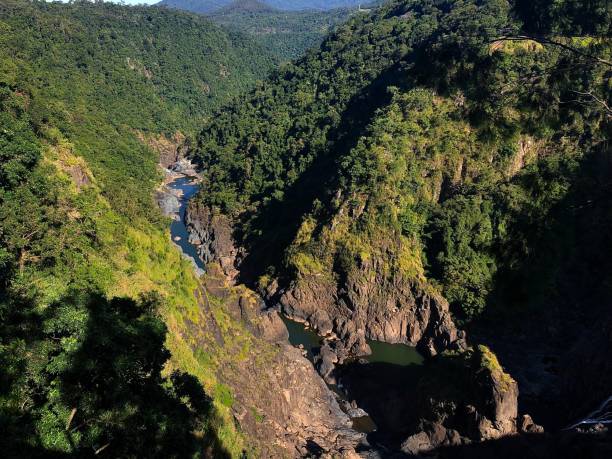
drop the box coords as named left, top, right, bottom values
left=569, top=90, right=612, bottom=115
left=94, top=443, right=110, bottom=455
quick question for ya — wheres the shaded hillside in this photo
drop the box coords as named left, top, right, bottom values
left=190, top=0, right=610, bottom=445
left=157, top=0, right=232, bottom=14
left=158, top=0, right=365, bottom=13
left=217, top=0, right=277, bottom=13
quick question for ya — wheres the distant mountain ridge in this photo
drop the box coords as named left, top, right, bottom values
left=157, top=0, right=365, bottom=14
left=217, top=0, right=276, bottom=13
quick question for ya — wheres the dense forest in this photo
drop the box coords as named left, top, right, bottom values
left=192, top=0, right=610, bottom=322
left=1, top=0, right=611, bottom=456
left=0, top=0, right=273, bottom=455
left=158, top=0, right=367, bottom=14
left=208, top=0, right=356, bottom=61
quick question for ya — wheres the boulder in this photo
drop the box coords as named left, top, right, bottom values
left=519, top=414, right=544, bottom=434
left=315, top=344, right=339, bottom=383
left=185, top=202, right=239, bottom=281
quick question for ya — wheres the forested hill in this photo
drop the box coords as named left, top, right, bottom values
left=0, top=0, right=273, bottom=213
left=192, top=0, right=610, bottom=318
left=158, top=0, right=366, bottom=14
left=0, top=0, right=273, bottom=456
left=0, top=0, right=273, bottom=135
left=209, top=1, right=355, bottom=60
left=191, top=0, right=611, bottom=438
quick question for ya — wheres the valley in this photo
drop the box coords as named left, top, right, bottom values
left=1, top=0, right=611, bottom=458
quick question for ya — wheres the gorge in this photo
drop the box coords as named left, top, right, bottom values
left=155, top=154, right=538, bottom=456
left=1, top=0, right=610, bottom=457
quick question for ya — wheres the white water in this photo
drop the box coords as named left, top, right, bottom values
left=565, top=395, right=612, bottom=430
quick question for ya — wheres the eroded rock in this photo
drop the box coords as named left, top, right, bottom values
left=185, top=202, right=239, bottom=280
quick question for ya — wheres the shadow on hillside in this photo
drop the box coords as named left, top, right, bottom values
left=466, top=146, right=612, bottom=429
left=339, top=360, right=427, bottom=449
left=236, top=60, right=414, bottom=287
left=427, top=430, right=612, bottom=459
left=0, top=293, right=231, bottom=458
left=339, top=357, right=612, bottom=458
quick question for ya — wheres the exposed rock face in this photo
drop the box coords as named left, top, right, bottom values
left=276, top=266, right=460, bottom=360
left=339, top=345, right=522, bottom=455
left=185, top=202, right=239, bottom=280
left=156, top=186, right=181, bottom=217
left=519, top=414, right=544, bottom=434
left=195, top=265, right=366, bottom=457
left=135, top=130, right=187, bottom=168
left=314, top=343, right=339, bottom=384
left=67, top=164, right=91, bottom=189
left=405, top=345, right=520, bottom=454
left=185, top=194, right=461, bottom=368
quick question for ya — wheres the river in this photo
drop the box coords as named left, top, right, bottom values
left=166, top=175, right=206, bottom=273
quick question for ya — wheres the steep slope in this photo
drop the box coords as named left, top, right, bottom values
left=0, top=0, right=275, bottom=456
left=190, top=0, right=610, bottom=451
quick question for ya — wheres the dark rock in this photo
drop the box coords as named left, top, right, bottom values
left=315, top=344, right=339, bottom=384
left=185, top=201, right=239, bottom=280
left=276, top=261, right=459, bottom=362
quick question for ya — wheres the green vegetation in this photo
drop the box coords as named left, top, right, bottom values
left=0, top=0, right=275, bottom=455
left=209, top=1, right=355, bottom=61
left=0, top=0, right=273, bottom=218
left=1, top=0, right=610, bottom=454
left=192, top=0, right=610, bottom=328
left=159, top=0, right=366, bottom=14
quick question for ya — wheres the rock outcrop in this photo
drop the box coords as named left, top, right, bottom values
left=338, top=344, right=525, bottom=455
left=277, top=269, right=461, bottom=361
left=156, top=185, right=181, bottom=217
left=184, top=201, right=462, bottom=367
left=136, top=130, right=188, bottom=169
left=188, top=263, right=366, bottom=457
left=185, top=201, right=240, bottom=281
left=399, top=345, right=521, bottom=455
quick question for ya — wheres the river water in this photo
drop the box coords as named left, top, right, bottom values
left=168, top=176, right=205, bottom=272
